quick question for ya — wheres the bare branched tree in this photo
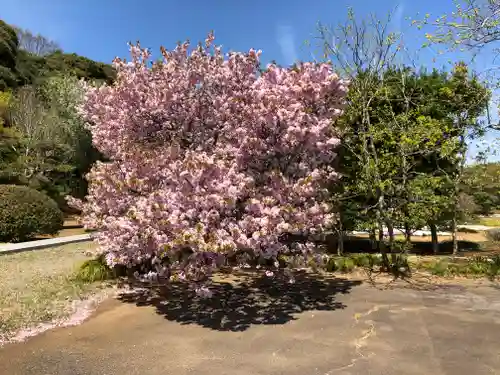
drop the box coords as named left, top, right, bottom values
left=317, top=7, right=405, bottom=77
left=7, top=87, right=58, bottom=178
left=420, top=0, right=500, bottom=51
left=13, top=26, right=60, bottom=56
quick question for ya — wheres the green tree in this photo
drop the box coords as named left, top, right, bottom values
left=0, top=20, right=19, bottom=90
left=318, top=8, right=404, bottom=262
left=16, top=50, right=115, bottom=88
left=463, top=162, right=500, bottom=215
left=319, top=8, right=489, bottom=259
left=0, top=19, right=114, bottom=205
left=0, top=19, right=115, bottom=91
left=6, top=85, right=76, bottom=205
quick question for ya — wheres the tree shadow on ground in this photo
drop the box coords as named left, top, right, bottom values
left=322, top=235, right=482, bottom=255
left=117, top=271, right=361, bottom=332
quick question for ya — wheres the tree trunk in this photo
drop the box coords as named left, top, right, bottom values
left=369, top=228, right=377, bottom=251
left=387, top=220, right=395, bottom=252
left=452, top=216, right=458, bottom=256
left=337, top=230, right=344, bottom=256
left=404, top=222, right=411, bottom=244
left=451, top=134, right=467, bottom=256
left=430, top=222, right=439, bottom=255
left=376, top=196, right=389, bottom=269
left=386, top=220, right=397, bottom=265
left=378, top=222, right=384, bottom=244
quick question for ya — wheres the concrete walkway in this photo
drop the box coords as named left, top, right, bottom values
left=0, top=234, right=93, bottom=254
left=1, top=273, right=500, bottom=375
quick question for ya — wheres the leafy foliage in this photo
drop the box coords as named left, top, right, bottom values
left=0, top=73, right=102, bottom=208
left=417, top=0, right=500, bottom=52
left=16, top=50, right=115, bottom=87
left=0, top=19, right=114, bottom=207
left=319, top=8, right=490, bottom=259
left=0, top=124, right=23, bottom=184
left=336, top=65, right=488, bottom=235
left=35, top=75, right=102, bottom=201
left=421, top=255, right=500, bottom=279
left=0, top=184, right=63, bottom=242
left=0, top=20, right=19, bottom=90
left=75, top=255, right=116, bottom=283
left=463, top=162, right=500, bottom=215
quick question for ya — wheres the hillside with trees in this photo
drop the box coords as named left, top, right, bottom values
left=0, top=19, right=113, bottom=214
left=1, top=20, right=115, bottom=90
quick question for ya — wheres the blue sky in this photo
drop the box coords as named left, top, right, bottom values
left=1, top=0, right=498, bottom=161
left=0, top=0, right=459, bottom=66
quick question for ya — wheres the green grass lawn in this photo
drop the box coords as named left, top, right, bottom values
left=477, top=217, right=500, bottom=227
left=0, top=242, right=112, bottom=341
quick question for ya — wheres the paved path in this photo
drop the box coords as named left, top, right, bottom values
left=1, top=273, right=500, bottom=375
left=0, top=234, right=92, bottom=254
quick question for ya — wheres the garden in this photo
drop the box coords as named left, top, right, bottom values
left=2, top=1, right=500, bottom=346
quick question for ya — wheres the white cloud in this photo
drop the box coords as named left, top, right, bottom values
left=276, top=24, right=298, bottom=66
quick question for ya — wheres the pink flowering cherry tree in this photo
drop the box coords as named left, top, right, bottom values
left=69, top=33, right=347, bottom=296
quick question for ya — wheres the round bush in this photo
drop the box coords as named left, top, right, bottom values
left=0, top=184, right=64, bottom=242
left=486, top=228, right=500, bottom=242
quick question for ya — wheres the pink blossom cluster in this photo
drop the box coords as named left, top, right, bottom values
left=71, top=33, right=347, bottom=291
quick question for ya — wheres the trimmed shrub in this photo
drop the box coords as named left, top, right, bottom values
left=325, top=257, right=337, bottom=272
left=428, top=260, right=449, bottom=276
left=335, top=257, right=355, bottom=273
left=485, top=228, right=500, bottom=242
left=351, top=253, right=383, bottom=268
left=75, top=255, right=116, bottom=283
left=0, top=184, right=63, bottom=242
left=418, top=256, right=500, bottom=279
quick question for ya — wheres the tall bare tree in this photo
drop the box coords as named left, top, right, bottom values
left=13, top=26, right=60, bottom=56
left=7, top=86, right=59, bottom=178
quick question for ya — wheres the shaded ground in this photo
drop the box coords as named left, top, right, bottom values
left=118, top=271, right=360, bottom=331
left=324, top=233, right=496, bottom=256
left=1, top=272, right=500, bottom=375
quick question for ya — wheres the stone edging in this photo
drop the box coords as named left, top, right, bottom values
left=0, top=234, right=93, bottom=255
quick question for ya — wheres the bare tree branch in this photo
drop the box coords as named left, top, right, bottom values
left=13, top=26, right=61, bottom=56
